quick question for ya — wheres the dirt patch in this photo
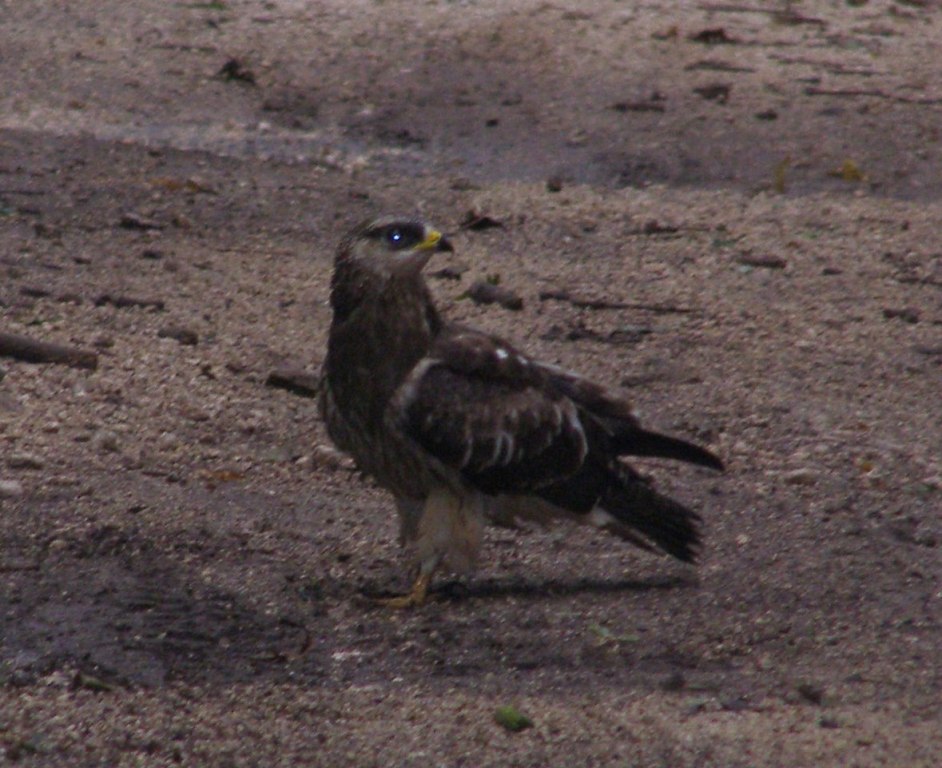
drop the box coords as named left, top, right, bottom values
left=1, top=2, right=941, bottom=766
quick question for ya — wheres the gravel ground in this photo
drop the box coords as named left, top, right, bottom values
left=1, top=2, right=940, bottom=766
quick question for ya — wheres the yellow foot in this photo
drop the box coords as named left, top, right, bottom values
left=375, top=572, right=431, bottom=609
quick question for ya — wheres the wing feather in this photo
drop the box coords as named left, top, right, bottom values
left=392, top=331, right=589, bottom=495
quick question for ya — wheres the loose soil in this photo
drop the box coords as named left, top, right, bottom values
left=1, top=2, right=940, bottom=766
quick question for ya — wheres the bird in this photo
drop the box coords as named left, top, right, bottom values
left=319, top=215, right=723, bottom=607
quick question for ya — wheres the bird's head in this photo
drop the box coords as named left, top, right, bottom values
left=338, top=216, right=454, bottom=279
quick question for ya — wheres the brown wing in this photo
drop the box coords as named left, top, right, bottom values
left=539, top=362, right=723, bottom=471
left=392, top=330, right=591, bottom=496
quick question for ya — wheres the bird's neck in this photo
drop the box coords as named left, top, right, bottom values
left=326, top=269, right=441, bottom=421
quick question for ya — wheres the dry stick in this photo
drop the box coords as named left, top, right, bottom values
left=95, top=294, right=165, bottom=310
left=803, top=86, right=942, bottom=105
left=265, top=368, right=321, bottom=398
left=539, top=290, right=696, bottom=314
left=0, top=559, right=41, bottom=573
left=0, top=331, right=98, bottom=370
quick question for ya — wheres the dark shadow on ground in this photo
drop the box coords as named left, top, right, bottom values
left=361, top=574, right=695, bottom=604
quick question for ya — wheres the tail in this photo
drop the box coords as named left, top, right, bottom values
left=595, top=465, right=702, bottom=562
left=612, top=426, right=724, bottom=472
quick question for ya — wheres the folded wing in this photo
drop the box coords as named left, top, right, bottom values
left=393, top=330, right=590, bottom=496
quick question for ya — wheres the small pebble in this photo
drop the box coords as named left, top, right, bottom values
left=310, top=444, right=355, bottom=471
left=882, top=307, right=920, bottom=324
left=797, top=682, right=825, bottom=705
left=466, top=280, right=524, bottom=311
left=158, top=325, right=199, bottom=346
left=8, top=453, right=44, bottom=470
left=0, top=479, right=24, bottom=498
left=92, top=430, right=120, bottom=453
left=157, top=432, right=180, bottom=452
left=119, top=212, right=162, bottom=230
left=784, top=468, right=817, bottom=486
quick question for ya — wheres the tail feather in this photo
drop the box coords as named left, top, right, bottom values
left=598, top=466, right=702, bottom=562
left=537, top=446, right=709, bottom=563
left=613, top=426, right=724, bottom=472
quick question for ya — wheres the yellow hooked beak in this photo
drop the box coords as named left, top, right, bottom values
left=418, top=229, right=454, bottom=252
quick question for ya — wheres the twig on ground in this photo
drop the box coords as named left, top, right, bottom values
left=0, top=331, right=99, bottom=370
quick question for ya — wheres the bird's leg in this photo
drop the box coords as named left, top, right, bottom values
left=375, top=489, right=457, bottom=608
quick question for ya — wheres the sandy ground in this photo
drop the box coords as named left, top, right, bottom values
left=1, top=1, right=940, bottom=765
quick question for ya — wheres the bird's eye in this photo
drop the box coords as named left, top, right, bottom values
left=382, top=224, right=421, bottom=250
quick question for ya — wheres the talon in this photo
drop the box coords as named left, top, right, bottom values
left=375, top=571, right=431, bottom=609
